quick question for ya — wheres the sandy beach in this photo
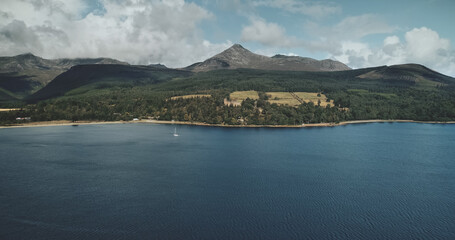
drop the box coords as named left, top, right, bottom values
left=1, top=119, right=455, bottom=129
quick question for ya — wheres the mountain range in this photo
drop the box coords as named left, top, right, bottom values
left=0, top=44, right=454, bottom=103
left=185, top=44, right=351, bottom=72
left=0, top=53, right=127, bottom=99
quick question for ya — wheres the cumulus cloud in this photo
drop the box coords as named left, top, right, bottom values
left=331, top=41, right=372, bottom=68
left=331, top=27, right=455, bottom=76
left=253, top=14, right=393, bottom=58
left=404, top=27, right=451, bottom=63
left=241, top=18, right=300, bottom=47
left=296, top=15, right=455, bottom=76
left=303, top=14, right=394, bottom=52
left=0, top=20, right=43, bottom=54
left=240, top=13, right=404, bottom=68
left=333, top=14, right=395, bottom=39
left=253, top=0, right=341, bottom=18
left=0, top=0, right=231, bottom=67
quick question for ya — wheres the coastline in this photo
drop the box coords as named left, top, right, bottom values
left=0, top=120, right=127, bottom=129
left=145, top=119, right=455, bottom=128
left=1, top=119, right=455, bottom=129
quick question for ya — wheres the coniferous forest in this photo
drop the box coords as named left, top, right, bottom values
left=2, top=66, right=455, bottom=125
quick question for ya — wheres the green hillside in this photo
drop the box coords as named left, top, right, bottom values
left=0, top=53, right=128, bottom=98
left=0, top=87, right=18, bottom=101
left=28, top=64, right=192, bottom=102
left=1, top=62, right=453, bottom=125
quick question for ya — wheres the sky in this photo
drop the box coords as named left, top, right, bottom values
left=1, top=0, right=454, bottom=76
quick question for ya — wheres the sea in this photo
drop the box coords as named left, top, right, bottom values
left=0, top=123, right=454, bottom=239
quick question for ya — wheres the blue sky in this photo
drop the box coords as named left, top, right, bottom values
left=198, top=0, right=454, bottom=51
left=1, top=0, right=454, bottom=76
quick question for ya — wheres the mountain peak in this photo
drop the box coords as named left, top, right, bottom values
left=17, top=53, right=39, bottom=59
left=18, top=52, right=35, bottom=56
left=186, top=44, right=351, bottom=72
left=230, top=44, right=246, bottom=50
left=220, top=44, right=251, bottom=55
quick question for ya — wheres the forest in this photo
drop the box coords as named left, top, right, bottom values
left=1, top=67, right=455, bottom=125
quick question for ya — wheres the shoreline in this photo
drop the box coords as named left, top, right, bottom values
left=0, top=120, right=127, bottom=129
left=145, top=119, right=455, bottom=128
left=1, top=119, right=455, bottom=129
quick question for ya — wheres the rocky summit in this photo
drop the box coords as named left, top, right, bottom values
left=186, top=44, right=351, bottom=72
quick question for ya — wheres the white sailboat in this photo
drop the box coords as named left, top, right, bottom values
left=173, top=127, right=179, bottom=137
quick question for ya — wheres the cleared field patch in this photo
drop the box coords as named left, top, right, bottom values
left=224, top=91, right=333, bottom=107
left=294, top=92, right=333, bottom=107
left=267, top=92, right=300, bottom=106
left=0, top=108, right=21, bottom=112
left=170, top=94, right=211, bottom=100
left=225, top=91, right=259, bottom=106
left=230, top=91, right=259, bottom=101
left=267, top=92, right=333, bottom=107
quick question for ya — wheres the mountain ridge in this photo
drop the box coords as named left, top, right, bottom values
left=1, top=44, right=455, bottom=102
left=2, top=45, right=455, bottom=125
left=0, top=53, right=128, bottom=98
left=0, top=53, right=128, bottom=83
left=27, top=64, right=191, bottom=102
left=185, top=44, right=351, bottom=72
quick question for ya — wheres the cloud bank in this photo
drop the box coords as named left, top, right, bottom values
left=253, top=0, right=341, bottom=18
left=0, top=0, right=230, bottom=67
left=0, top=0, right=454, bottom=76
left=333, top=27, right=455, bottom=77
left=240, top=11, right=455, bottom=76
left=241, top=18, right=300, bottom=47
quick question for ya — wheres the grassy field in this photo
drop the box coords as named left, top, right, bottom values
left=225, top=91, right=333, bottom=107
left=267, top=92, right=299, bottom=106
left=225, top=91, right=259, bottom=106
left=229, top=91, right=259, bottom=101
left=170, top=94, right=211, bottom=100
left=0, top=108, right=21, bottom=112
left=267, top=92, right=333, bottom=107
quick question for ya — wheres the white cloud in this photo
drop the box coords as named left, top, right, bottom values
left=298, top=15, right=455, bottom=76
left=331, top=27, right=455, bottom=77
left=333, top=41, right=372, bottom=68
left=334, top=14, right=395, bottom=39
left=384, top=35, right=400, bottom=45
left=253, top=0, right=341, bottom=18
left=0, top=0, right=231, bottom=67
left=241, top=18, right=300, bottom=48
left=404, top=27, right=450, bottom=63
left=0, top=20, right=43, bottom=54
left=285, top=52, right=298, bottom=56
left=305, top=14, right=394, bottom=42
left=300, top=14, right=395, bottom=55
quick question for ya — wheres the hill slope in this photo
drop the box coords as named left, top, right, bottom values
left=185, top=44, right=351, bottom=72
left=28, top=64, right=192, bottom=102
left=11, top=65, right=455, bottom=125
left=27, top=61, right=455, bottom=103
left=357, top=64, right=454, bottom=86
left=0, top=53, right=127, bottom=97
left=0, top=88, right=18, bottom=101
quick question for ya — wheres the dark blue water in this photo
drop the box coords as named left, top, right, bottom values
left=1, top=123, right=454, bottom=239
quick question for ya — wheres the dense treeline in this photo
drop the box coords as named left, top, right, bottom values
left=159, top=92, right=349, bottom=125
left=1, top=68, right=455, bottom=125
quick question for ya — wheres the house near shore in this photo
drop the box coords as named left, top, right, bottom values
left=16, top=117, right=31, bottom=121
